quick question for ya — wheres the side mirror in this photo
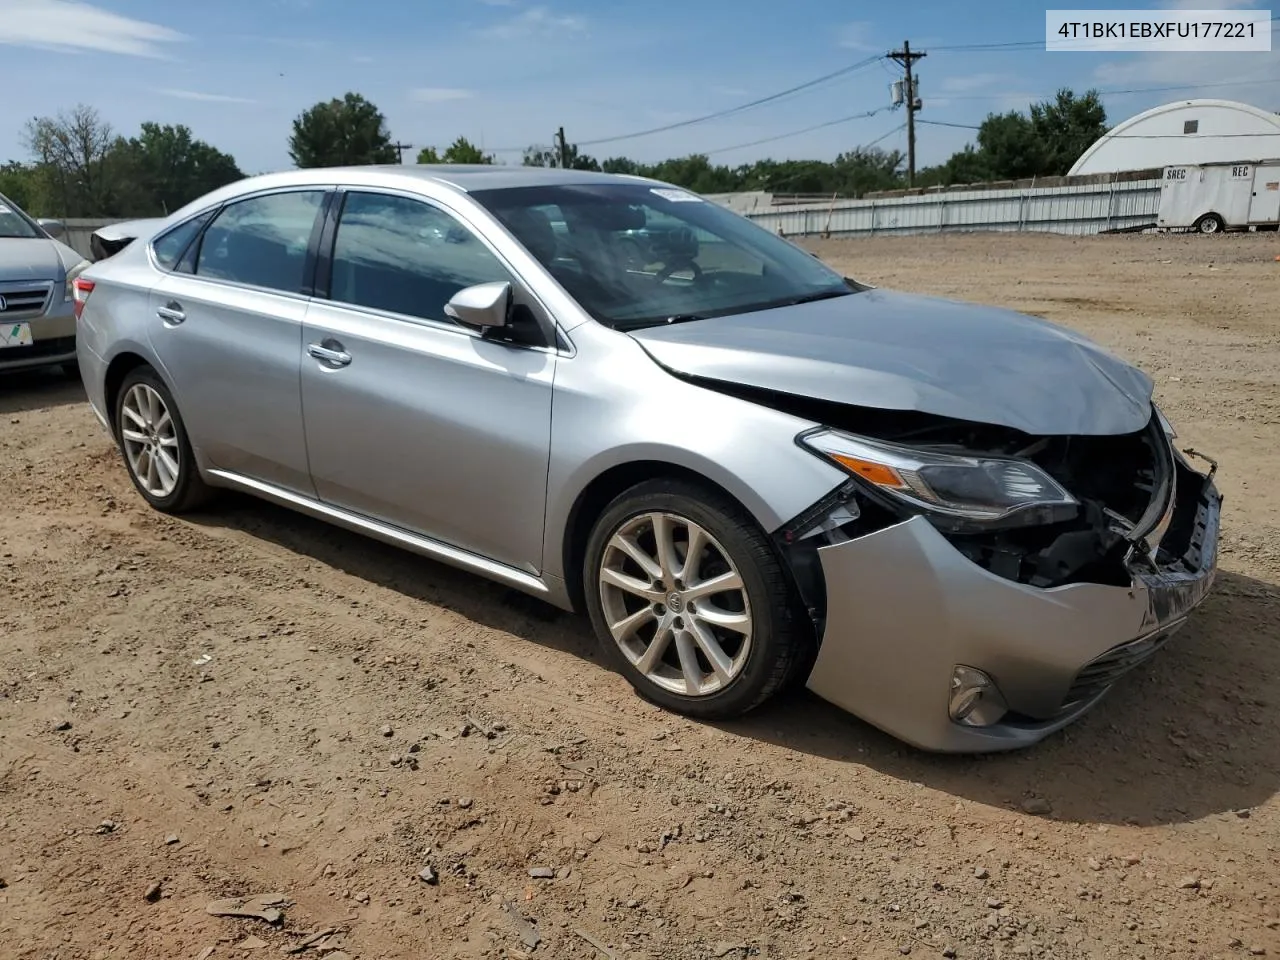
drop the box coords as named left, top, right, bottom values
left=37, top=218, right=66, bottom=239
left=444, top=281, right=512, bottom=331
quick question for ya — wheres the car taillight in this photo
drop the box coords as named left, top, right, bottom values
left=72, top=277, right=95, bottom=320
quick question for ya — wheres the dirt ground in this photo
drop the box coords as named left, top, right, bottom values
left=2, top=232, right=1279, bottom=960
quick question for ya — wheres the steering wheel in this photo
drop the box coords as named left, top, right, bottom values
left=655, top=258, right=703, bottom=284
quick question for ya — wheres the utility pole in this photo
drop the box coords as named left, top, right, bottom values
left=391, top=141, right=414, bottom=164
left=887, top=40, right=926, bottom=187
left=555, top=127, right=569, bottom=169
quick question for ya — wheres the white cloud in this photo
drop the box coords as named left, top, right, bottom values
left=410, top=88, right=475, bottom=103
left=0, top=0, right=184, bottom=57
left=480, top=6, right=586, bottom=40
left=837, top=20, right=877, bottom=51
left=158, top=89, right=257, bottom=104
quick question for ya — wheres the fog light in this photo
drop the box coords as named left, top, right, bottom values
left=949, top=666, right=1009, bottom=727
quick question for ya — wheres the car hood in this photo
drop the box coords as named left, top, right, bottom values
left=628, top=289, right=1154, bottom=436
left=0, top=236, right=73, bottom=283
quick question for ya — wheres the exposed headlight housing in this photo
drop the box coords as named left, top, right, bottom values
left=64, top=258, right=91, bottom=302
left=800, top=428, right=1078, bottom=529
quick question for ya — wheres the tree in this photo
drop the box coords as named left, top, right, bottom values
left=832, top=147, right=905, bottom=196
left=417, top=138, right=495, bottom=165
left=289, top=93, right=398, bottom=168
left=917, top=145, right=993, bottom=188
left=119, top=123, right=243, bottom=216
left=917, top=87, right=1108, bottom=185
left=522, top=142, right=600, bottom=170
left=974, top=111, right=1051, bottom=181
left=442, top=136, right=494, bottom=164
left=1030, top=89, right=1107, bottom=176
left=23, top=104, right=119, bottom=217
left=0, top=162, right=47, bottom=214
left=601, top=156, right=641, bottom=175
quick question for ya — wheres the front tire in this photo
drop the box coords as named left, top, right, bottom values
left=583, top=479, right=811, bottom=719
left=114, top=366, right=213, bottom=514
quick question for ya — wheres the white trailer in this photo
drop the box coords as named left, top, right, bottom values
left=1158, top=160, right=1280, bottom=234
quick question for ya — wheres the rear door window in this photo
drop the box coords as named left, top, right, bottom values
left=152, top=211, right=214, bottom=270
left=195, top=191, right=325, bottom=293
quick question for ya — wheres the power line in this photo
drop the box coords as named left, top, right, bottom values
left=919, top=119, right=981, bottom=130
left=702, top=107, right=894, bottom=156
left=931, top=40, right=1043, bottom=51
left=941, top=74, right=1280, bottom=102
left=573, top=53, right=887, bottom=148
left=486, top=20, right=1280, bottom=160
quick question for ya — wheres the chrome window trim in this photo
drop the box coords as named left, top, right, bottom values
left=145, top=185, right=334, bottom=301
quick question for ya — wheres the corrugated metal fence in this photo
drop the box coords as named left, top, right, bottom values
left=707, top=177, right=1163, bottom=238
left=60, top=176, right=1164, bottom=259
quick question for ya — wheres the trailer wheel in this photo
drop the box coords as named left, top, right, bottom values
left=1193, top=213, right=1225, bottom=235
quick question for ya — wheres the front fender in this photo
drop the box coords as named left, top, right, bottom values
left=541, top=326, right=847, bottom=585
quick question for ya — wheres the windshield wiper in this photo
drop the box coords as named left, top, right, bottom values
left=786, top=289, right=854, bottom=306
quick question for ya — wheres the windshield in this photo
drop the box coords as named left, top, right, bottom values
left=0, top=194, right=41, bottom=240
left=470, top=182, right=857, bottom=330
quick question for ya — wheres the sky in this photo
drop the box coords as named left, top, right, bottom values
left=0, top=0, right=1277, bottom=175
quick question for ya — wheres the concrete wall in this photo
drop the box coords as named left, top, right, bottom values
left=58, top=219, right=122, bottom=260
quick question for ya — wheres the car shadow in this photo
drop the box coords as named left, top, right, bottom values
left=0, top=368, right=86, bottom=415
left=719, top=569, right=1280, bottom=827
left=190, top=494, right=1280, bottom=828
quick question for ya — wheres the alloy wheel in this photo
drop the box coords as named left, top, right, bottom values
left=598, top=511, right=753, bottom=697
left=120, top=383, right=181, bottom=498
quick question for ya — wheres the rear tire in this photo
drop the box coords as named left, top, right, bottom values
left=583, top=478, right=812, bottom=719
left=114, top=366, right=214, bottom=514
left=1194, top=213, right=1224, bottom=235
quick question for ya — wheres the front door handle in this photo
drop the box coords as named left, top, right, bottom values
left=307, top=340, right=352, bottom=368
left=156, top=302, right=185, bottom=325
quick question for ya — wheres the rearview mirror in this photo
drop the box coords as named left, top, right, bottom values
left=444, top=281, right=512, bottom=330
left=37, top=218, right=66, bottom=239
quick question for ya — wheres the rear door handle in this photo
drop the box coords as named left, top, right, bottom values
left=307, top=341, right=352, bottom=368
left=156, top=302, right=185, bottom=325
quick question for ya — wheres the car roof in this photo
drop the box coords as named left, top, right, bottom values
left=140, top=165, right=676, bottom=242
left=223, top=165, right=660, bottom=197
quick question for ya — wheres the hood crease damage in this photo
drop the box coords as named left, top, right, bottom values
left=630, top=288, right=1154, bottom=437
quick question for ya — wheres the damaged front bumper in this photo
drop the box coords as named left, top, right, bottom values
left=804, top=466, right=1221, bottom=753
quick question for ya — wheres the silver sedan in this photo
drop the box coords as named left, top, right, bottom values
left=0, top=192, right=91, bottom=376
left=74, top=166, right=1221, bottom=752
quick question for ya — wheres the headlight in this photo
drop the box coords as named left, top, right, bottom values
left=64, top=259, right=91, bottom=301
left=800, top=428, right=1078, bottom=528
